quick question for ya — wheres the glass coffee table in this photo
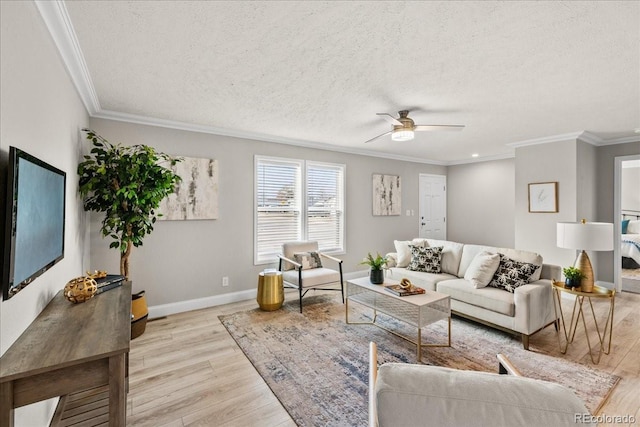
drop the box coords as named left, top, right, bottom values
left=346, top=276, right=451, bottom=361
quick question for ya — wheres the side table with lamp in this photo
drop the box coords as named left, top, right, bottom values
left=551, top=282, right=615, bottom=364
left=555, top=220, right=615, bottom=364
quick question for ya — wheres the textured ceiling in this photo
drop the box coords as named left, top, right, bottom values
left=62, top=1, right=640, bottom=163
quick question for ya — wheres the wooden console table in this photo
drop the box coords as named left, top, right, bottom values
left=0, top=282, right=131, bottom=427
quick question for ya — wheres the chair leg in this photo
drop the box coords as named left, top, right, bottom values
left=298, top=286, right=303, bottom=313
left=298, top=268, right=303, bottom=313
left=339, top=264, right=345, bottom=304
left=522, top=334, right=530, bottom=350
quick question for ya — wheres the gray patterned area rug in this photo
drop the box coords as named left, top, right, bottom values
left=219, top=294, right=619, bottom=427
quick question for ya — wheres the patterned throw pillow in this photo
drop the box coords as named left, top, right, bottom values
left=407, top=245, right=443, bottom=273
left=294, top=251, right=323, bottom=270
left=488, top=254, right=540, bottom=293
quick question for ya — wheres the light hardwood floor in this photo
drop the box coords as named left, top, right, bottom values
left=124, top=289, right=640, bottom=427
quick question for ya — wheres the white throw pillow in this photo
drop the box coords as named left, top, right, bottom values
left=628, top=220, right=640, bottom=234
left=464, top=251, right=501, bottom=288
left=394, top=240, right=412, bottom=268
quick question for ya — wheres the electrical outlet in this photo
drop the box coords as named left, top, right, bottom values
left=222, top=276, right=229, bottom=287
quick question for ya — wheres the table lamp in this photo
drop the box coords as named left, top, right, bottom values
left=556, top=219, right=614, bottom=292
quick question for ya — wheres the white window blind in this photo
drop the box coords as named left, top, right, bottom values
left=307, top=162, right=344, bottom=253
left=255, top=156, right=345, bottom=264
left=255, top=158, right=302, bottom=263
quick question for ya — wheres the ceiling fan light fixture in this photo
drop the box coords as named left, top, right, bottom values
left=391, top=129, right=414, bottom=141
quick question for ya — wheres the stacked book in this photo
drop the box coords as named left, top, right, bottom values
left=384, top=283, right=425, bottom=297
left=95, top=274, right=126, bottom=294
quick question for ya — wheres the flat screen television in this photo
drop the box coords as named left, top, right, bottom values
left=2, top=147, right=66, bottom=300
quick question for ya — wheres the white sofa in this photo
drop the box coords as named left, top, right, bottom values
left=386, top=238, right=561, bottom=349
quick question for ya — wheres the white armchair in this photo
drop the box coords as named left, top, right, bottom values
left=369, top=342, right=593, bottom=427
left=278, top=241, right=344, bottom=313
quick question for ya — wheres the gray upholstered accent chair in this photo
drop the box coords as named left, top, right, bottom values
left=369, top=342, right=593, bottom=427
left=278, top=241, right=344, bottom=313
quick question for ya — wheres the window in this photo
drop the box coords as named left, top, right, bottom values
left=255, top=156, right=345, bottom=264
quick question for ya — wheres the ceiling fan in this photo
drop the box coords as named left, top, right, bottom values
left=365, top=110, right=464, bottom=143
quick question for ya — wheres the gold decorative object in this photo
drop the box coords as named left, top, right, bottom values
left=399, top=278, right=412, bottom=290
left=257, top=271, right=284, bottom=311
left=131, top=290, right=148, bottom=339
left=86, top=270, right=107, bottom=279
left=64, top=276, right=98, bottom=303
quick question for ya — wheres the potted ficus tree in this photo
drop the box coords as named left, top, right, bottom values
left=360, top=252, right=388, bottom=284
left=78, top=129, right=182, bottom=279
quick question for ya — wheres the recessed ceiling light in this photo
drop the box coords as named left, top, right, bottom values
left=634, top=128, right=640, bottom=134
left=471, top=153, right=479, bottom=158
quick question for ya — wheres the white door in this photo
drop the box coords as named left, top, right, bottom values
left=419, top=174, right=446, bottom=239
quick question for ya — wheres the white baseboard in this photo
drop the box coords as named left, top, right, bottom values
left=148, top=271, right=368, bottom=319
left=148, top=289, right=256, bottom=319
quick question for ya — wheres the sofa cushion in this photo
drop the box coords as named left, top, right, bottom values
left=388, top=268, right=454, bottom=291
left=282, top=268, right=340, bottom=288
left=457, top=244, right=496, bottom=277
left=425, top=239, right=464, bottom=276
left=488, top=255, right=540, bottom=293
left=375, top=363, right=593, bottom=427
left=458, top=244, right=543, bottom=281
left=393, top=240, right=412, bottom=267
left=497, top=248, right=544, bottom=282
left=437, top=278, right=515, bottom=316
left=407, top=245, right=443, bottom=273
left=464, top=251, right=501, bottom=288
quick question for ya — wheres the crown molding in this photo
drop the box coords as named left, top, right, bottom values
left=507, top=130, right=639, bottom=149
left=595, top=135, right=640, bottom=146
left=94, top=110, right=447, bottom=166
left=506, top=132, right=585, bottom=148
left=446, top=152, right=515, bottom=166
left=576, top=131, right=602, bottom=145
left=35, top=0, right=100, bottom=114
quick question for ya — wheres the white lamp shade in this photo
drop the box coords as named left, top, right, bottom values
left=556, top=221, right=614, bottom=251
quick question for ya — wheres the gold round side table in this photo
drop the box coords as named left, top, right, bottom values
left=552, top=281, right=615, bottom=364
left=257, top=271, right=284, bottom=311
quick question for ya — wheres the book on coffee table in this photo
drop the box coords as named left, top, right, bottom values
left=384, top=284, right=425, bottom=297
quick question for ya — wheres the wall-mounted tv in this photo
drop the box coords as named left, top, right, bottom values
left=2, top=147, right=66, bottom=300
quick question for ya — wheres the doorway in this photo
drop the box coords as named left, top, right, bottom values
left=614, top=155, right=640, bottom=293
left=418, top=174, right=446, bottom=239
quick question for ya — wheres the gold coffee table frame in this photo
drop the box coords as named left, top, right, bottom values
left=346, top=277, right=451, bottom=361
left=552, top=281, right=615, bottom=364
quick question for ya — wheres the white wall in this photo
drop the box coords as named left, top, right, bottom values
left=515, top=140, right=578, bottom=269
left=621, top=165, right=640, bottom=213
left=0, top=2, right=90, bottom=426
left=87, top=119, right=446, bottom=308
left=446, top=158, right=515, bottom=247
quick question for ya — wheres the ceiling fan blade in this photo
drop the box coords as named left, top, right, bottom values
left=364, top=131, right=392, bottom=143
left=376, top=113, right=402, bottom=126
left=414, top=125, right=465, bottom=131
